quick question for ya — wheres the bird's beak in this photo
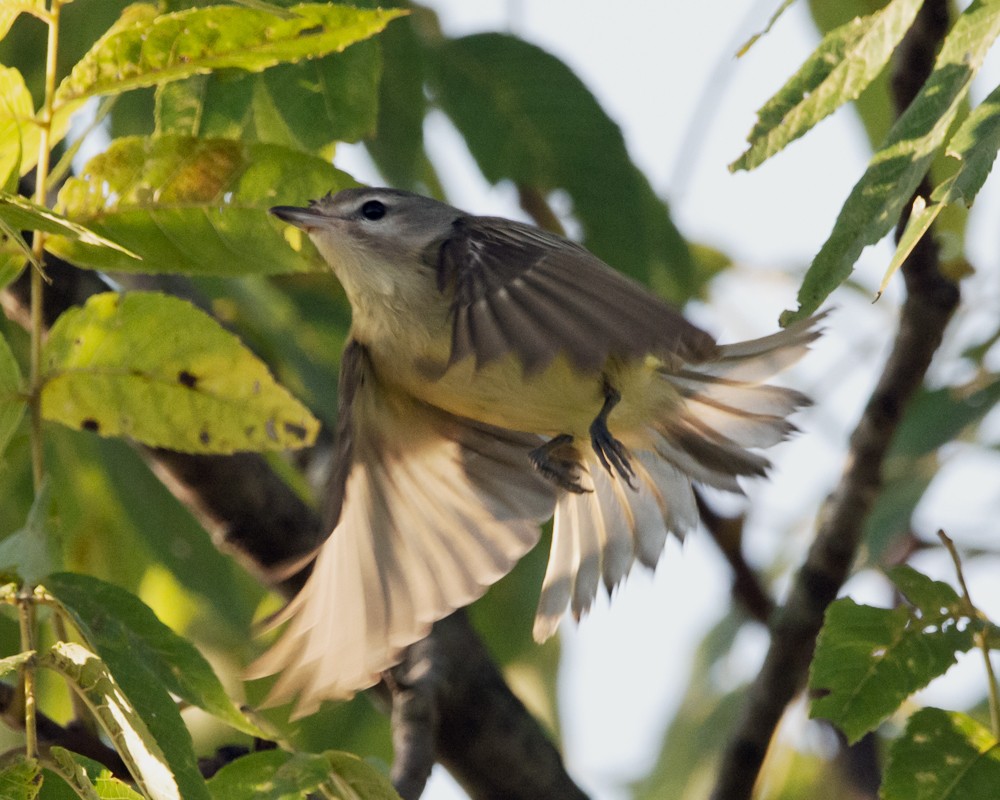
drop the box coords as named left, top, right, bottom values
left=270, top=205, right=327, bottom=231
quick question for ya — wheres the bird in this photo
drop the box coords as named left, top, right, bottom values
left=249, top=186, right=822, bottom=715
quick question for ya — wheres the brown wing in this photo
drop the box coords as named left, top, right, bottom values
left=435, top=217, right=717, bottom=374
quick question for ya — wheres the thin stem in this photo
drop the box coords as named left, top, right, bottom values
left=29, top=0, right=63, bottom=491
left=17, top=589, right=38, bottom=760
left=939, top=530, right=1000, bottom=737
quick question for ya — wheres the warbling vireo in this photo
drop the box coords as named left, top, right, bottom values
left=251, top=187, right=822, bottom=714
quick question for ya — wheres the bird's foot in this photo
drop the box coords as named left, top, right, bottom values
left=590, top=381, right=636, bottom=489
left=530, top=434, right=588, bottom=494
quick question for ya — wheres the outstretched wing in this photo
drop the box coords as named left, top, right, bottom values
left=435, top=217, right=717, bottom=375
left=249, top=341, right=556, bottom=715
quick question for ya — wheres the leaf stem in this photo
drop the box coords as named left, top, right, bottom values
left=939, top=530, right=1000, bottom=737
left=17, top=588, right=38, bottom=760
left=29, top=0, right=63, bottom=491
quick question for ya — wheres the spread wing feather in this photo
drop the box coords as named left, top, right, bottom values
left=437, top=218, right=717, bottom=374
left=249, top=342, right=556, bottom=715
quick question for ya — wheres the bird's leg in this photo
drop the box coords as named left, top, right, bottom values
left=529, top=434, right=589, bottom=494
left=591, top=379, right=636, bottom=489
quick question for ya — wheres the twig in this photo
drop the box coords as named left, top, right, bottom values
left=939, top=530, right=1000, bottom=737
left=711, top=2, right=956, bottom=797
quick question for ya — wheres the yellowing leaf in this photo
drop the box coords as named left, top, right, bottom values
left=53, top=2, right=406, bottom=109
left=41, top=292, right=319, bottom=453
left=51, top=135, right=355, bottom=275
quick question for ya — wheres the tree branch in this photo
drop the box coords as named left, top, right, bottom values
left=1, top=258, right=587, bottom=800
left=710, top=2, right=956, bottom=797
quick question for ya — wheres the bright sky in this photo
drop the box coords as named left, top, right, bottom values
left=334, top=2, right=1000, bottom=798
left=338, top=3, right=1000, bottom=798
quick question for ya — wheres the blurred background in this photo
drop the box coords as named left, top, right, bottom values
left=2, top=1, right=999, bottom=798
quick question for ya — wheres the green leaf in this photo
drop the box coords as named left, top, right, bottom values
left=0, top=242, right=26, bottom=290
left=0, top=66, right=32, bottom=184
left=0, top=650, right=34, bottom=679
left=890, top=378, right=1000, bottom=459
left=880, top=81, right=1000, bottom=291
left=155, top=41, right=382, bottom=153
left=365, top=14, right=430, bottom=191
left=429, top=33, right=700, bottom=300
left=0, top=66, right=81, bottom=180
left=50, top=136, right=356, bottom=275
left=41, top=291, right=319, bottom=453
left=782, top=0, right=1000, bottom=324
left=0, top=3, right=43, bottom=43
left=0, top=329, right=25, bottom=458
left=883, top=708, right=1000, bottom=800
left=0, top=193, right=137, bottom=255
left=0, top=754, right=41, bottom=800
left=0, top=478, right=60, bottom=585
left=207, top=750, right=400, bottom=800
left=737, top=0, right=800, bottom=57
left=809, top=596, right=974, bottom=742
left=733, top=0, right=922, bottom=171
left=53, top=2, right=406, bottom=109
left=887, top=565, right=963, bottom=615
left=40, top=640, right=198, bottom=800
left=47, top=747, right=144, bottom=800
left=45, top=572, right=265, bottom=738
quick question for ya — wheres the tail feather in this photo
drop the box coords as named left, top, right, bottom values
left=532, top=313, right=824, bottom=639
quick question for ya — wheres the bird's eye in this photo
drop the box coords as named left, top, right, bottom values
left=360, top=200, right=387, bottom=221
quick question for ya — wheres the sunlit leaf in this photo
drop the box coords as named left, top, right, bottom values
left=41, top=292, right=320, bottom=454
left=0, top=192, right=136, bottom=255
left=40, top=640, right=198, bottom=800
left=430, top=33, right=700, bottom=300
left=53, top=2, right=405, bottom=109
left=883, top=708, right=1000, bottom=800
left=880, top=82, right=1000, bottom=293
left=45, top=572, right=265, bottom=738
left=733, top=0, right=922, bottom=171
left=809, top=595, right=974, bottom=743
left=0, top=329, right=24, bottom=459
left=782, top=0, right=1000, bottom=324
left=0, top=66, right=32, bottom=184
left=48, top=747, right=145, bottom=800
left=0, top=65, right=81, bottom=179
left=50, top=135, right=356, bottom=274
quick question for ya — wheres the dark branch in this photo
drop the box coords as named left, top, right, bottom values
left=710, top=2, right=956, bottom=797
